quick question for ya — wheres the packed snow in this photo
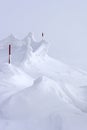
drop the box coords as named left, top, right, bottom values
left=0, top=33, right=87, bottom=130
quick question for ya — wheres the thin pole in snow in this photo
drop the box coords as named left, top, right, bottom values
left=8, top=44, right=11, bottom=64
left=42, top=32, right=44, bottom=38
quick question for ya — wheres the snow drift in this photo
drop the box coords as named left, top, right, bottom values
left=0, top=33, right=87, bottom=130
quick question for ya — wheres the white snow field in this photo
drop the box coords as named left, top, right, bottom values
left=0, top=32, right=87, bottom=130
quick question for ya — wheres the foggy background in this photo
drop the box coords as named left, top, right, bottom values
left=0, top=0, right=87, bottom=70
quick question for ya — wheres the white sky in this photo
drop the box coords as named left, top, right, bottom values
left=0, top=0, right=87, bottom=70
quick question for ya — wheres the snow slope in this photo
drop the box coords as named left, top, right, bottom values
left=0, top=33, right=87, bottom=130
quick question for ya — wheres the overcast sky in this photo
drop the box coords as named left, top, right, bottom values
left=0, top=0, right=87, bottom=70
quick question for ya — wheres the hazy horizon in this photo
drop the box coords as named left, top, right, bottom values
left=0, top=0, right=87, bottom=70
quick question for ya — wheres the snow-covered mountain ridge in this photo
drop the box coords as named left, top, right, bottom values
left=0, top=33, right=87, bottom=130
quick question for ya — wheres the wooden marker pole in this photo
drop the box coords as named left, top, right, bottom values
left=8, top=44, right=11, bottom=64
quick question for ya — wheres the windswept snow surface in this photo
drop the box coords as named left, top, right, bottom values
left=0, top=33, right=87, bottom=130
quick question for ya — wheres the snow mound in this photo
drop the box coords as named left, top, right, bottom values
left=0, top=33, right=87, bottom=130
